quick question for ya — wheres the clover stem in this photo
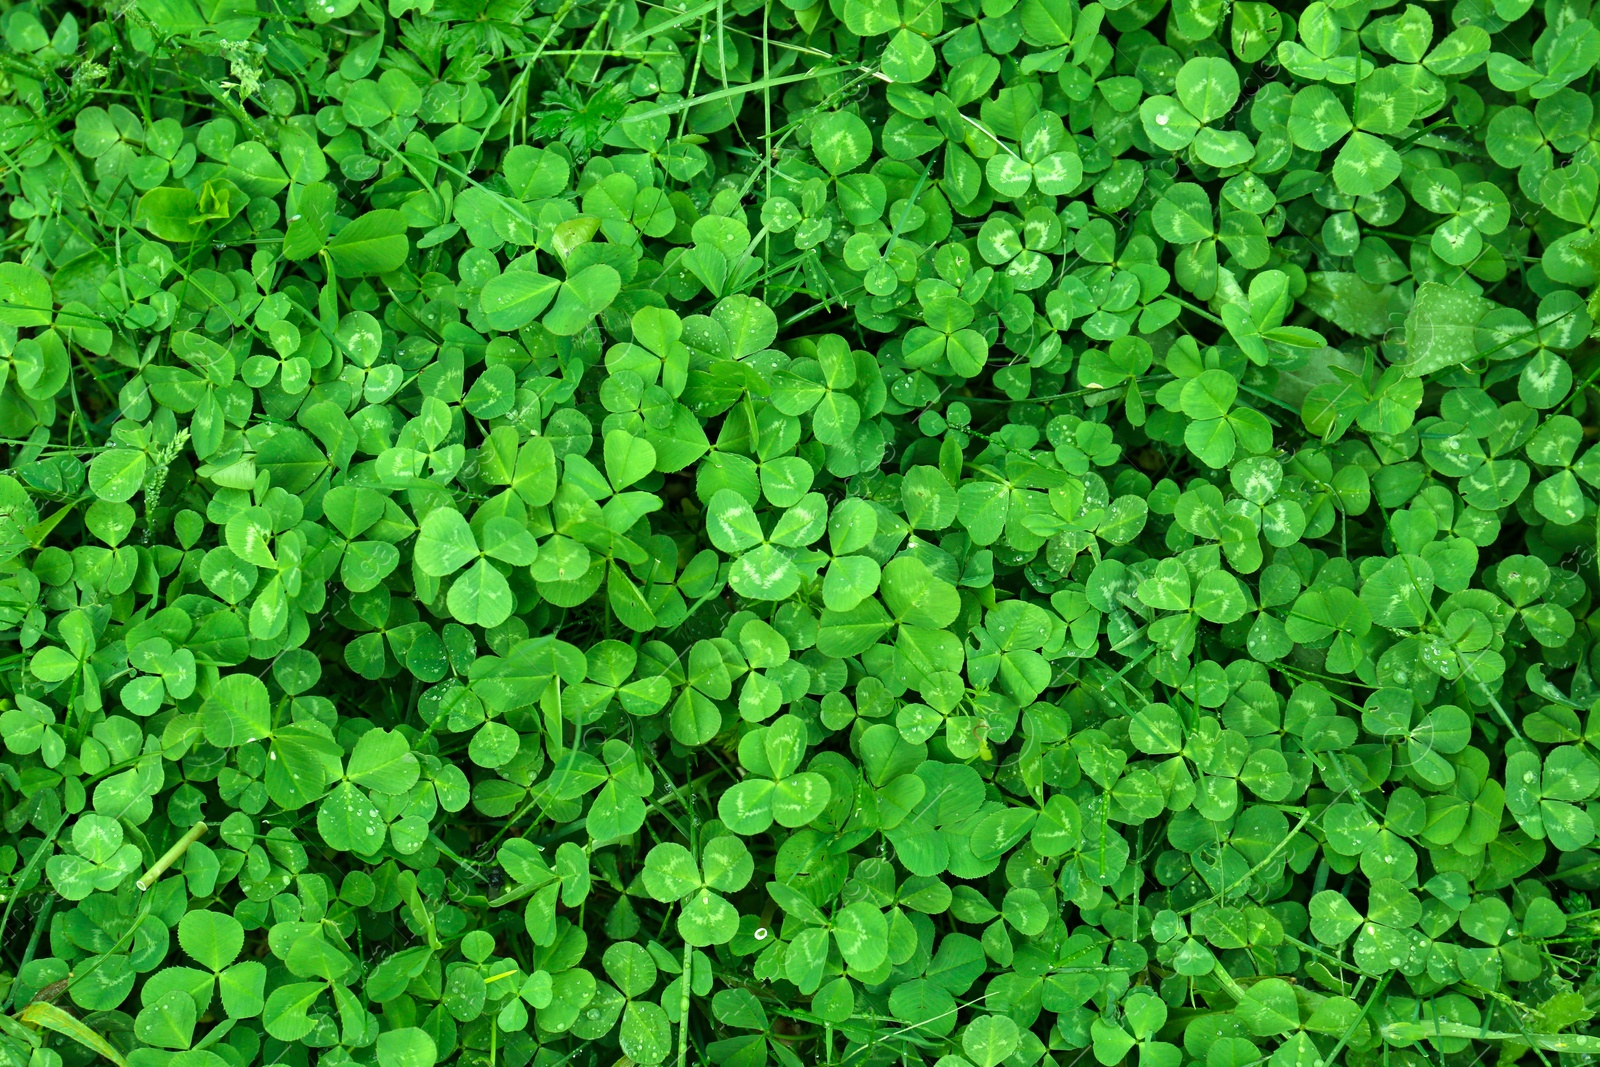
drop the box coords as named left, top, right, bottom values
left=136, top=820, right=208, bottom=891
left=1211, top=965, right=1249, bottom=1003
left=1324, top=973, right=1391, bottom=1067
left=678, top=799, right=700, bottom=1067
left=0, top=813, right=66, bottom=1005
left=678, top=933, right=693, bottom=1067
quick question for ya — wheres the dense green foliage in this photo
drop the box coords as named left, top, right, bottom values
left=5, top=0, right=1600, bottom=1064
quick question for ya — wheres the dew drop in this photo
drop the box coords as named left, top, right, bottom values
left=754, top=927, right=768, bottom=940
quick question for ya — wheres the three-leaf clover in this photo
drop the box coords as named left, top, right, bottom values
left=642, top=836, right=753, bottom=946
left=719, top=714, right=834, bottom=833
left=414, top=505, right=537, bottom=627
